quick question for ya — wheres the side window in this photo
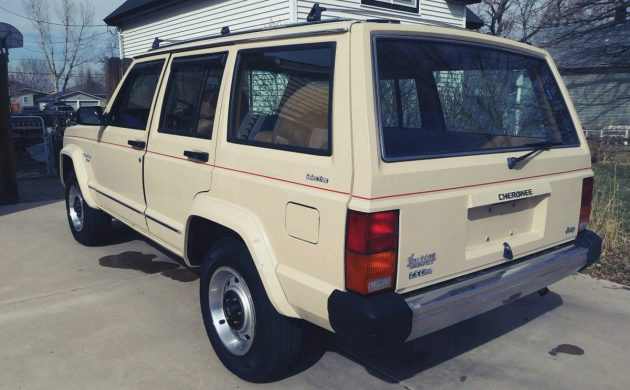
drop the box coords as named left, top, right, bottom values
left=108, top=60, right=164, bottom=130
left=159, top=54, right=227, bottom=138
left=229, top=43, right=335, bottom=155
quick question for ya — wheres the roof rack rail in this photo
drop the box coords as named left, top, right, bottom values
left=307, top=2, right=400, bottom=23
left=152, top=37, right=185, bottom=49
left=144, top=19, right=353, bottom=55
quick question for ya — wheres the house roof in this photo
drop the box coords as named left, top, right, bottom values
left=465, top=8, right=484, bottom=30
left=39, top=89, right=106, bottom=103
left=11, top=88, right=49, bottom=97
left=104, top=0, right=187, bottom=26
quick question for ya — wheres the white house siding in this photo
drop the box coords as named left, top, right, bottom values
left=295, top=0, right=465, bottom=27
left=119, top=0, right=466, bottom=58
left=120, top=0, right=292, bottom=57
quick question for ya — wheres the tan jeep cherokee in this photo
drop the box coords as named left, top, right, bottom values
left=61, top=18, right=602, bottom=381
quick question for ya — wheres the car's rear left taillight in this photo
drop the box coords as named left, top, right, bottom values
left=345, top=210, right=399, bottom=295
left=579, top=177, right=594, bottom=231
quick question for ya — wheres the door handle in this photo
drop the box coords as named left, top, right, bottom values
left=127, top=140, right=146, bottom=149
left=184, top=150, right=209, bottom=162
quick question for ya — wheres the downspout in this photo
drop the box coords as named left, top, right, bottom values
left=290, top=0, right=298, bottom=23
left=117, top=28, right=125, bottom=59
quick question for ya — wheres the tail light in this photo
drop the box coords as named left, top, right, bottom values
left=345, top=210, right=399, bottom=295
left=579, top=177, right=593, bottom=231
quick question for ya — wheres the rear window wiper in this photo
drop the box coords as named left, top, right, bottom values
left=507, top=140, right=563, bottom=169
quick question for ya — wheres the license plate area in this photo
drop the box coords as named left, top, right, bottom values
left=466, top=196, right=546, bottom=248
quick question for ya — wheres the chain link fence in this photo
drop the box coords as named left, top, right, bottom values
left=11, top=115, right=65, bottom=178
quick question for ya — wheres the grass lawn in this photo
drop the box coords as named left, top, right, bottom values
left=582, top=154, right=630, bottom=286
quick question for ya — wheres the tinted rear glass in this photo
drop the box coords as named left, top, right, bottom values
left=374, top=38, right=580, bottom=161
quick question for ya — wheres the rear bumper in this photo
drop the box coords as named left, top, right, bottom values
left=328, top=230, right=601, bottom=344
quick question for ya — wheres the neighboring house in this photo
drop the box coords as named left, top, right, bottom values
left=105, top=0, right=483, bottom=58
left=546, top=6, right=630, bottom=137
left=37, top=90, right=107, bottom=111
left=11, top=88, right=49, bottom=110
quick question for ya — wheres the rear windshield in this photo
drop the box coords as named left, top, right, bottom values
left=374, top=37, right=580, bottom=161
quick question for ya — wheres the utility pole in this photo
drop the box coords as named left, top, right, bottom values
left=0, top=23, right=22, bottom=205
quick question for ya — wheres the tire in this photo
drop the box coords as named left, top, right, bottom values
left=65, top=172, right=111, bottom=246
left=200, top=237, right=303, bottom=382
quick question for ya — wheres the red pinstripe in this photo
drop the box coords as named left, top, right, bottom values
left=65, top=135, right=590, bottom=201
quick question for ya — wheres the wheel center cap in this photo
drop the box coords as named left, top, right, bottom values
left=223, top=290, right=244, bottom=330
left=73, top=198, right=82, bottom=217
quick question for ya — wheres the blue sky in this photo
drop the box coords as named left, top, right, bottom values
left=0, top=0, right=127, bottom=63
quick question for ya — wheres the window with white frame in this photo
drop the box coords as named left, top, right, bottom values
left=361, top=0, right=419, bottom=13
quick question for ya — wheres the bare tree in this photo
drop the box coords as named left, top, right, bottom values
left=8, top=58, right=54, bottom=93
left=98, top=28, right=120, bottom=63
left=73, top=66, right=104, bottom=95
left=22, top=0, right=96, bottom=92
left=477, top=0, right=516, bottom=38
left=472, top=0, right=629, bottom=45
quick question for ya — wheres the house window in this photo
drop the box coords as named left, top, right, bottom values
left=361, top=0, right=419, bottom=13
left=23, top=96, right=29, bottom=103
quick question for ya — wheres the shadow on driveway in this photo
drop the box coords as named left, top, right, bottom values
left=279, top=291, right=564, bottom=383
left=93, top=219, right=565, bottom=384
left=98, top=222, right=199, bottom=283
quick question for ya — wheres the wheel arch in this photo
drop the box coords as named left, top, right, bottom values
left=59, top=144, right=98, bottom=208
left=186, top=194, right=299, bottom=318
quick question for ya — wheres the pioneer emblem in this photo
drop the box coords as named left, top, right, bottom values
left=503, top=242, right=513, bottom=260
left=407, top=252, right=437, bottom=269
left=498, top=189, right=533, bottom=201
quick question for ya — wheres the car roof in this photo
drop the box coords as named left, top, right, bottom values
left=137, top=19, right=548, bottom=61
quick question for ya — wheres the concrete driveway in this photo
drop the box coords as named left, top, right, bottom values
left=1, top=200, right=629, bottom=390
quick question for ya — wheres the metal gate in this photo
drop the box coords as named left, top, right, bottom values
left=11, top=115, right=55, bottom=178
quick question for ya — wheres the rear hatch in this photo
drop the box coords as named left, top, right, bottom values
left=365, top=35, right=592, bottom=293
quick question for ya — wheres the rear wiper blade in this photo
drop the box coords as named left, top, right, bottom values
left=507, top=140, right=563, bottom=169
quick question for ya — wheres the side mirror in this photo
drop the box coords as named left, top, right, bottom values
left=75, top=106, right=105, bottom=126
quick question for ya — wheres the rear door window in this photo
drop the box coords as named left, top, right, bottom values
left=228, top=43, right=335, bottom=155
left=374, top=37, right=580, bottom=161
left=159, top=54, right=227, bottom=139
